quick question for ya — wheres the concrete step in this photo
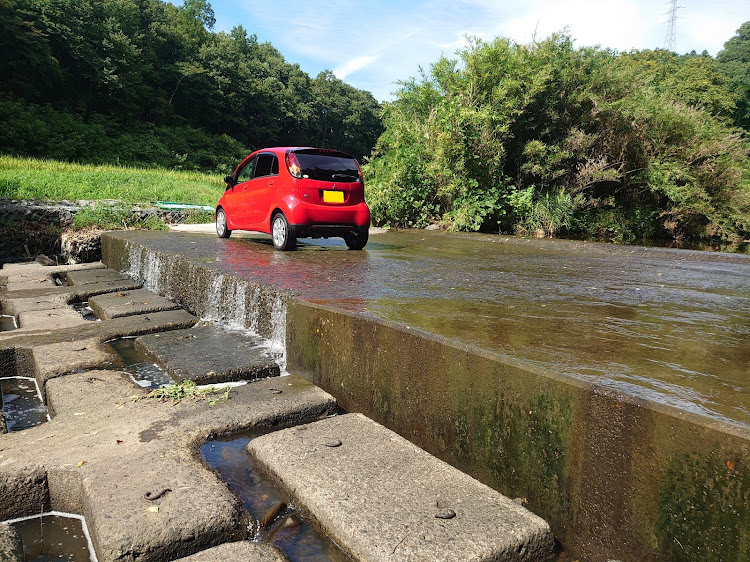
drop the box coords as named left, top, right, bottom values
left=89, top=288, right=181, bottom=320
left=65, top=268, right=134, bottom=286
left=247, top=413, right=554, bottom=562
left=135, top=325, right=279, bottom=385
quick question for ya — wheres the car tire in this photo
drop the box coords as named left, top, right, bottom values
left=344, top=228, right=368, bottom=250
left=216, top=207, right=232, bottom=238
left=271, top=212, right=296, bottom=250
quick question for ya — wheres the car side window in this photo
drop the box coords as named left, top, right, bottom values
left=253, top=154, right=278, bottom=179
left=236, top=158, right=256, bottom=183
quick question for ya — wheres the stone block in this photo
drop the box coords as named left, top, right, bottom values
left=89, top=288, right=180, bottom=320
left=135, top=326, right=279, bottom=385
left=247, top=413, right=554, bottom=562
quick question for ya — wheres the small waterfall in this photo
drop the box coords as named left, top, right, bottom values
left=122, top=243, right=288, bottom=374
left=203, top=274, right=226, bottom=322
left=269, top=294, right=287, bottom=373
left=126, top=241, right=165, bottom=294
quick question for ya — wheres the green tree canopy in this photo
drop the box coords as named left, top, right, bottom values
left=366, top=33, right=750, bottom=243
left=0, top=0, right=383, bottom=170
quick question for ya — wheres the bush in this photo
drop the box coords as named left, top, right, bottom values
left=363, top=35, right=750, bottom=244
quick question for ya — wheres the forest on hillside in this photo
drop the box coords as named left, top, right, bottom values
left=366, top=25, right=750, bottom=244
left=1, top=0, right=749, bottom=245
left=0, top=0, right=383, bottom=171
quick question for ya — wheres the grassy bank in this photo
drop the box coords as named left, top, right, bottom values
left=0, top=155, right=224, bottom=206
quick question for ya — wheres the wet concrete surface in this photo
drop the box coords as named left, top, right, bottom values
left=109, top=229, right=750, bottom=427
left=135, top=326, right=280, bottom=385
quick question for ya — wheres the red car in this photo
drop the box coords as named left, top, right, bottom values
left=215, top=147, right=370, bottom=250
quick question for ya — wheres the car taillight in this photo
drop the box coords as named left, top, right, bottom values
left=286, top=152, right=302, bottom=178
left=355, top=159, right=364, bottom=183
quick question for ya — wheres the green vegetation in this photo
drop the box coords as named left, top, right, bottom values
left=2, top=0, right=749, bottom=247
left=0, top=155, right=223, bottom=204
left=0, top=0, right=382, bottom=170
left=365, top=31, right=750, bottom=244
left=72, top=204, right=167, bottom=230
left=130, top=380, right=232, bottom=405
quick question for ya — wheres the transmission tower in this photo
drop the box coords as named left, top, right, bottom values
left=663, top=0, right=680, bottom=51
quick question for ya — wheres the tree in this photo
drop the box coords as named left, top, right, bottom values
left=717, top=21, right=750, bottom=131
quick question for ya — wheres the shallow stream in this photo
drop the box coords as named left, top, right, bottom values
left=201, top=430, right=349, bottom=561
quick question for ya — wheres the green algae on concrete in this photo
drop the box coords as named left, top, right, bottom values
left=657, top=447, right=750, bottom=562
left=285, top=299, right=750, bottom=562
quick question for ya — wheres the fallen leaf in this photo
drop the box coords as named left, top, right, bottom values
left=727, top=461, right=735, bottom=470
left=148, top=506, right=159, bottom=513
left=73, top=412, right=85, bottom=416
left=116, top=440, right=124, bottom=445
left=77, top=461, right=86, bottom=467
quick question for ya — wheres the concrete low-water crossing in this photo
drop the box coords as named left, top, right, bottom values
left=101, top=228, right=750, bottom=562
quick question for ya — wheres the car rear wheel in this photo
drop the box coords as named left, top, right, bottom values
left=344, top=228, right=368, bottom=250
left=272, top=212, right=296, bottom=250
left=216, top=208, right=231, bottom=238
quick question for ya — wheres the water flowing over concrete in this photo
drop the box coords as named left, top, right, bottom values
left=102, top=229, right=750, bottom=562
left=111, top=229, right=749, bottom=427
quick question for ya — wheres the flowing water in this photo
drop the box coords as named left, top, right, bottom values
left=70, top=302, right=98, bottom=322
left=104, top=337, right=174, bottom=388
left=118, top=229, right=750, bottom=427
left=3, top=512, right=97, bottom=562
left=0, top=376, right=49, bottom=431
left=201, top=431, right=350, bottom=561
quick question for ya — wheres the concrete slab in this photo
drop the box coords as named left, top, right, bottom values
left=0, top=523, right=23, bottom=562
left=17, top=308, right=89, bottom=331
left=65, top=267, right=133, bottom=286
left=0, top=292, right=69, bottom=316
left=0, top=371, right=337, bottom=561
left=135, top=326, right=279, bottom=385
left=247, top=413, right=554, bottom=562
left=32, top=337, right=120, bottom=386
left=89, top=288, right=180, bottom=319
left=174, top=541, right=289, bottom=561
left=0, top=309, right=197, bottom=349
left=0, top=262, right=105, bottom=292
left=1, top=279, right=143, bottom=318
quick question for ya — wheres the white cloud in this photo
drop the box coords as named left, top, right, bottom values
left=334, top=56, right=378, bottom=79
left=214, top=0, right=750, bottom=101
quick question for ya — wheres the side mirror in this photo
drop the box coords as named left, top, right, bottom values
left=224, top=175, right=235, bottom=187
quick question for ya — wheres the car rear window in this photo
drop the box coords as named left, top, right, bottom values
left=293, top=149, right=360, bottom=182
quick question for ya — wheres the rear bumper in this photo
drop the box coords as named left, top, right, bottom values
left=290, top=223, right=368, bottom=239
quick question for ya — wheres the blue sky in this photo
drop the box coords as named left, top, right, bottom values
left=204, top=0, right=750, bottom=101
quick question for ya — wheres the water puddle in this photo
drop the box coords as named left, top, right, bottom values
left=3, top=511, right=97, bottom=561
left=0, top=376, right=50, bottom=431
left=201, top=429, right=349, bottom=562
left=1, top=314, right=17, bottom=331
left=71, top=302, right=98, bottom=322
left=104, top=337, right=174, bottom=388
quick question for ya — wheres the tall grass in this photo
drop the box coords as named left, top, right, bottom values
left=0, top=155, right=224, bottom=206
